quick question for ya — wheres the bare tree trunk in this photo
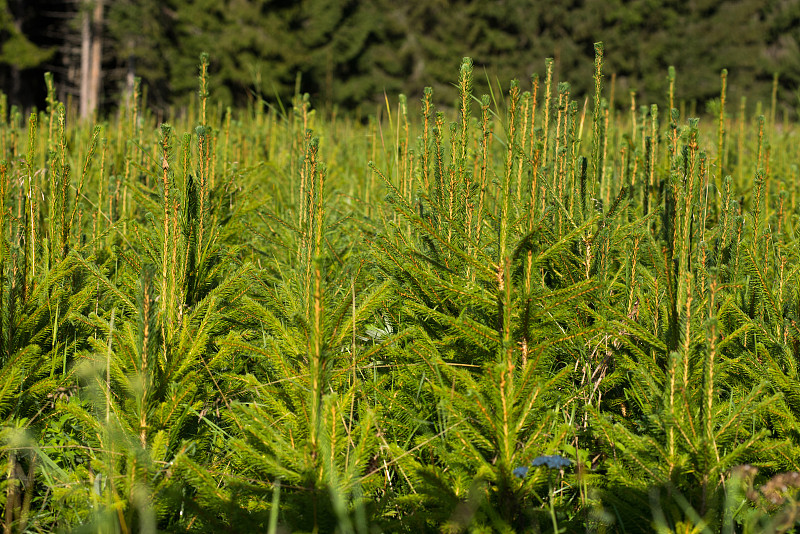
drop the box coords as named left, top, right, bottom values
left=79, top=7, right=90, bottom=118
left=126, top=41, right=136, bottom=105
left=88, top=0, right=104, bottom=115
left=80, top=0, right=103, bottom=119
left=9, top=66, right=20, bottom=107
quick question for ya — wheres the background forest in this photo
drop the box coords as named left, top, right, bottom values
left=2, top=0, right=800, bottom=114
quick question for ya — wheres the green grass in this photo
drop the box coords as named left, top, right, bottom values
left=0, top=46, right=799, bottom=533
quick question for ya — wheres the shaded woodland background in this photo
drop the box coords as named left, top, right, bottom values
left=2, top=0, right=800, bottom=116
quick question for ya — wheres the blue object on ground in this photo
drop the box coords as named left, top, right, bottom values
left=531, top=454, right=572, bottom=469
left=513, top=454, right=572, bottom=478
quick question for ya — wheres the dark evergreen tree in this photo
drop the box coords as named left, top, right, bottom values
left=0, top=0, right=54, bottom=107
left=1, top=0, right=799, bottom=115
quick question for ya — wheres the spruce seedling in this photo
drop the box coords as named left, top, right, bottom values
left=717, top=69, right=728, bottom=214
